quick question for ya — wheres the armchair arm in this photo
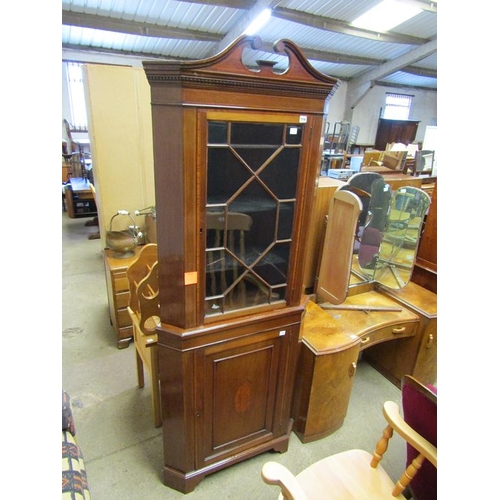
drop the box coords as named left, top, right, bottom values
left=261, top=461, right=308, bottom=500
left=383, top=401, right=437, bottom=468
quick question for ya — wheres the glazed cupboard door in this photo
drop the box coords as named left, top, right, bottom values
left=200, top=110, right=314, bottom=322
left=195, top=326, right=294, bottom=468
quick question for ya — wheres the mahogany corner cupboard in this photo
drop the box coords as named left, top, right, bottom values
left=143, top=35, right=339, bottom=493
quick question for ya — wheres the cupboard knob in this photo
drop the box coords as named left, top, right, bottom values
left=348, top=362, right=357, bottom=377
left=426, top=334, right=434, bottom=348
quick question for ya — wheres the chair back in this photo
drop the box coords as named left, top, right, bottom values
left=414, top=150, right=435, bottom=175
left=135, top=261, right=160, bottom=333
left=127, top=243, right=158, bottom=316
left=206, top=212, right=253, bottom=305
left=401, top=375, right=437, bottom=500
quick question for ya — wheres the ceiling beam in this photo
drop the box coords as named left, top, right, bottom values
left=62, top=43, right=188, bottom=62
left=182, top=0, right=438, bottom=15
left=62, top=10, right=223, bottom=42
left=271, top=7, right=430, bottom=45
left=396, top=0, right=438, bottom=14
left=258, top=41, right=382, bottom=66
left=344, top=38, right=437, bottom=117
left=179, top=0, right=256, bottom=7
left=353, top=38, right=437, bottom=85
left=400, top=65, right=436, bottom=78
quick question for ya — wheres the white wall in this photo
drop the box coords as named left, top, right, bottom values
left=62, top=63, right=72, bottom=144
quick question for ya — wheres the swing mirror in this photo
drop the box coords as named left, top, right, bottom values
left=317, top=178, right=431, bottom=305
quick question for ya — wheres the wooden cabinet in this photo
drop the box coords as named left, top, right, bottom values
left=374, top=118, right=420, bottom=151
left=159, top=306, right=303, bottom=493
left=64, top=182, right=97, bottom=219
left=103, top=247, right=141, bottom=348
left=143, top=36, right=339, bottom=492
left=412, top=181, right=437, bottom=293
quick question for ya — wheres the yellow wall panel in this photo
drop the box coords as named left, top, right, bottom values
left=84, top=64, right=155, bottom=243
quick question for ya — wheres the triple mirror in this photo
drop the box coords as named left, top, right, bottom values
left=317, top=172, right=431, bottom=304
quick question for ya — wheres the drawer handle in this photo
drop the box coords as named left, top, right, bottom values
left=348, top=362, right=357, bottom=377
left=426, top=334, right=434, bottom=348
left=361, top=337, right=370, bottom=344
left=392, top=326, right=406, bottom=334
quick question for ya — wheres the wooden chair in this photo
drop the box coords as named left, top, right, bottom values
left=206, top=211, right=253, bottom=307
left=411, top=150, right=434, bottom=176
left=261, top=397, right=437, bottom=499
left=126, top=244, right=161, bottom=427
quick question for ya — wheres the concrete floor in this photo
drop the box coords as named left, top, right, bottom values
left=62, top=211, right=406, bottom=499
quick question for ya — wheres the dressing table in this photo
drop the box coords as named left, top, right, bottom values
left=292, top=175, right=437, bottom=443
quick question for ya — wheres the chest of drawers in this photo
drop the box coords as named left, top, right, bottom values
left=103, top=247, right=141, bottom=348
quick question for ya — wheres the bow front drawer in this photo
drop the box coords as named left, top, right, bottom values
left=359, top=321, right=416, bottom=351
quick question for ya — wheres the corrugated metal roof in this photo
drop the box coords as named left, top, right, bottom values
left=62, top=0, right=437, bottom=90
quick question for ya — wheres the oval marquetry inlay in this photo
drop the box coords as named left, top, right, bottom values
left=234, top=381, right=252, bottom=413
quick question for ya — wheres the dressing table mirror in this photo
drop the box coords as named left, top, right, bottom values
left=361, top=186, right=431, bottom=289
left=318, top=172, right=431, bottom=305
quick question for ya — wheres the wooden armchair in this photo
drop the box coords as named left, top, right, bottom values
left=363, top=150, right=407, bottom=171
left=261, top=397, right=437, bottom=499
left=126, top=244, right=161, bottom=427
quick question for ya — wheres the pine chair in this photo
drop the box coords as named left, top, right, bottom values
left=126, top=244, right=161, bottom=427
left=261, top=397, right=437, bottom=499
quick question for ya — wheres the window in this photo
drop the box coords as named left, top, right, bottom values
left=383, top=93, right=413, bottom=120
left=66, top=62, right=88, bottom=129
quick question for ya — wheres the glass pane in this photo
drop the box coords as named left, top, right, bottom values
left=208, top=121, right=228, bottom=144
left=207, top=149, right=251, bottom=204
left=230, top=185, right=276, bottom=257
left=205, top=119, right=302, bottom=317
left=254, top=242, right=290, bottom=285
left=277, top=202, right=295, bottom=241
left=259, top=149, right=300, bottom=199
left=285, top=125, right=302, bottom=145
left=231, top=122, right=283, bottom=145
left=233, top=147, right=279, bottom=172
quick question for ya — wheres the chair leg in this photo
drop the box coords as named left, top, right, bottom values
left=136, top=348, right=145, bottom=389
left=393, top=453, right=426, bottom=497
left=151, top=348, right=162, bottom=427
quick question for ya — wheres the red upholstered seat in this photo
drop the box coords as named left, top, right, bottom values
left=401, top=375, right=437, bottom=500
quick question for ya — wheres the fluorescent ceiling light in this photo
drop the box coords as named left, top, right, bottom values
left=243, top=8, right=272, bottom=35
left=351, top=0, right=422, bottom=32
